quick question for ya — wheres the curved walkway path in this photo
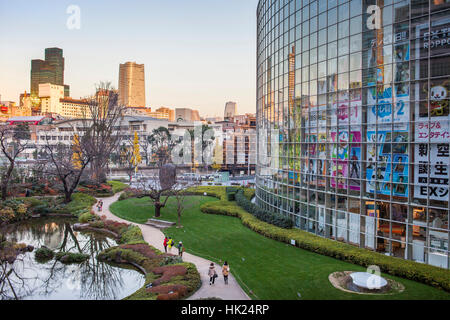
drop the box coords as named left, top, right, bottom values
left=98, top=193, right=251, bottom=300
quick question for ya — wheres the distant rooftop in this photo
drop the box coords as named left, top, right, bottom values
left=7, top=116, right=48, bottom=122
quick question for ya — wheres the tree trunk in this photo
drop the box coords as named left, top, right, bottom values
left=155, top=203, right=162, bottom=218
left=64, top=191, right=72, bottom=204
left=1, top=163, right=14, bottom=200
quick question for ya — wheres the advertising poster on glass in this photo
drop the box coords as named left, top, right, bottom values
left=366, top=30, right=410, bottom=130
left=414, top=17, right=450, bottom=201
left=414, top=143, right=450, bottom=201
left=330, top=89, right=362, bottom=127
left=330, top=131, right=361, bottom=191
left=366, top=131, right=409, bottom=196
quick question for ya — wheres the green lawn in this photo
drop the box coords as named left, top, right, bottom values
left=110, top=196, right=450, bottom=300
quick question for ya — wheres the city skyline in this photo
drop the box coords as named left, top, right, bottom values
left=0, top=0, right=258, bottom=117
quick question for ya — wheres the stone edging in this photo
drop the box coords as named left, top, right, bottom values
left=328, top=271, right=405, bottom=295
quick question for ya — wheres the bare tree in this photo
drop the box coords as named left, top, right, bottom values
left=41, top=132, right=93, bottom=203
left=81, top=82, right=126, bottom=183
left=172, top=178, right=200, bottom=227
left=0, top=123, right=31, bottom=200
left=135, top=164, right=177, bottom=218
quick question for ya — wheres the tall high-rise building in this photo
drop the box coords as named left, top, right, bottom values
left=118, top=62, right=146, bottom=108
left=30, top=48, right=69, bottom=97
left=224, top=101, right=237, bottom=120
left=175, top=108, right=200, bottom=122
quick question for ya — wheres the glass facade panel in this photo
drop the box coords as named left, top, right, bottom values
left=256, top=0, right=450, bottom=269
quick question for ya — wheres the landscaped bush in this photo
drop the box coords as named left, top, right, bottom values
left=0, top=207, right=15, bottom=223
left=65, top=193, right=97, bottom=217
left=235, top=190, right=293, bottom=229
left=152, top=265, right=187, bottom=286
left=184, top=186, right=227, bottom=200
left=160, top=255, right=183, bottom=266
left=104, top=220, right=130, bottom=237
left=119, top=188, right=145, bottom=201
left=76, top=178, right=114, bottom=197
left=0, top=199, right=32, bottom=224
left=55, top=252, right=89, bottom=264
left=119, top=225, right=144, bottom=244
left=78, top=211, right=97, bottom=223
left=35, top=247, right=54, bottom=263
left=243, top=188, right=255, bottom=200
left=199, top=193, right=450, bottom=293
left=225, top=186, right=238, bottom=201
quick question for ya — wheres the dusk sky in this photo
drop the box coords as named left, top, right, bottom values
left=0, top=0, right=258, bottom=117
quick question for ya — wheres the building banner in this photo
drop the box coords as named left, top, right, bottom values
left=302, top=132, right=327, bottom=187
left=414, top=17, right=450, bottom=142
left=366, top=131, right=409, bottom=196
left=414, top=143, right=450, bottom=201
left=331, top=90, right=362, bottom=127
left=413, top=17, right=450, bottom=201
left=366, top=29, right=410, bottom=130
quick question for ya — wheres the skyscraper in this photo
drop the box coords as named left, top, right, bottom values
left=224, top=101, right=237, bottom=120
left=30, top=48, right=69, bottom=97
left=118, top=62, right=146, bottom=108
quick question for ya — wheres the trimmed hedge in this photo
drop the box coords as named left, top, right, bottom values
left=235, top=190, right=293, bottom=229
left=196, top=186, right=450, bottom=292
left=243, top=188, right=255, bottom=200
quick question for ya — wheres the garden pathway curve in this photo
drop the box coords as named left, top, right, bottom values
left=97, top=192, right=251, bottom=300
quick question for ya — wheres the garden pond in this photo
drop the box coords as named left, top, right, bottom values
left=0, top=217, right=145, bottom=300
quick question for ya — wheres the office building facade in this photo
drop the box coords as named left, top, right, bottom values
left=118, top=62, right=146, bottom=108
left=175, top=108, right=201, bottom=121
left=256, top=0, right=450, bottom=268
left=31, top=48, right=69, bottom=97
left=224, top=101, right=237, bottom=120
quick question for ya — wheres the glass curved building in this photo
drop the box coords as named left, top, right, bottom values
left=256, top=0, right=450, bottom=268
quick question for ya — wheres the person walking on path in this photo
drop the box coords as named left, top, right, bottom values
left=208, top=263, right=217, bottom=285
left=97, top=200, right=102, bottom=212
left=222, top=261, right=230, bottom=285
left=167, top=237, right=174, bottom=253
left=163, top=237, right=168, bottom=253
left=177, top=241, right=184, bottom=257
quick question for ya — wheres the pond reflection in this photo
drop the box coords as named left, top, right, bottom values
left=0, top=218, right=145, bottom=300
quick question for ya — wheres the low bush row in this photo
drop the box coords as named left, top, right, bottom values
left=235, top=190, right=293, bottom=229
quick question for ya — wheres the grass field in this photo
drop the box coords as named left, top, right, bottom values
left=110, top=196, right=450, bottom=300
